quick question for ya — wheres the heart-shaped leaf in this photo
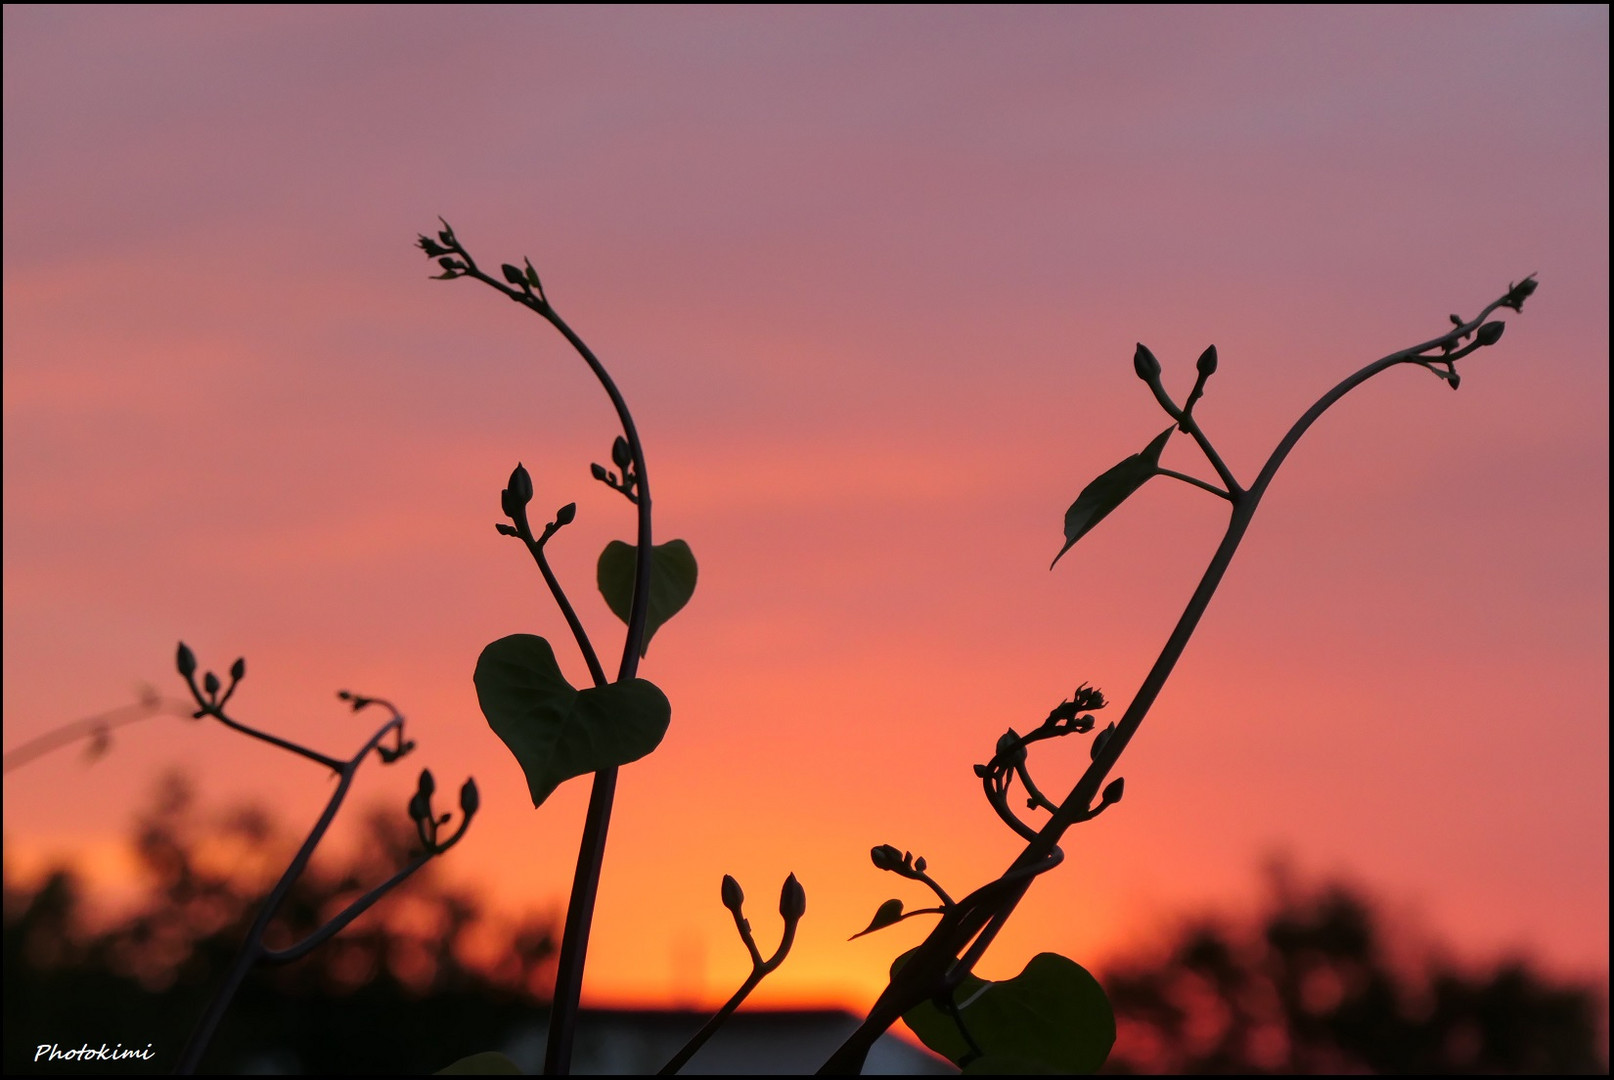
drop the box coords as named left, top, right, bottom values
left=1052, top=426, right=1174, bottom=568
left=850, top=899, right=907, bottom=940
left=897, top=950, right=1115, bottom=1074
left=597, top=539, right=698, bottom=657
left=475, top=634, right=670, bottom=808
left=437, top=1050, right=522, bottom=1074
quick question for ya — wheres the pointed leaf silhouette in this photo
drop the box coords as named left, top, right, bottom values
left=850, top=899, right=906, bottom=940
left=597, top=539, right=698, bottom=657
left=475, top=634, right=670, bottom=808
left=1052, top=426, right=1174, bottom=568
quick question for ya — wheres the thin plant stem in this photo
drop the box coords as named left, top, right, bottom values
left=659, top=907, right=799, bottom=1075
left=175, top=713, right=406, bottom=1074
left=658, top=970, right=764, bottom=1075
left=817, top=284, right=1531, bottom=1073
left=527, top=530, right=608, bottom=687
left=433, top=230, right=656, bottom=1075
left=2, top=696, right=190, bottom=773
left=260, top=852, right=433, bottom=965
left=1157, top=468, right=1232, bottom=500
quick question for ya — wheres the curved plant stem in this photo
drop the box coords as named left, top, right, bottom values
left=430, top=229, right=656, bottom=1075
left=261, top=852, right=432, bottom=964
left=659, top=906, right=800, bottom=1075
left=817, top=283, right=1532, bottom=1073
left=528, top=531, right=608, bottom=687
left=175, top=713, right=409, bottom=1073
left=532, top=289, right=655, bottom=1080
left=2, top=695, right=190, bottom=773
left=657, top=969, right=765, bottom=1075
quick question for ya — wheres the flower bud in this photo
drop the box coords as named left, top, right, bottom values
left=1475, top=321, right=1505, bottom=347
left=590, top=463, right=609, bottom=482
left=508, top=463, right=533, bottom=505
left=459, top=778, right=480, bottom=817
left=996, top=729, right=1027, bottom=766
left=1196, top=345, right=1218, bottom=377
left=721, top=874, right=745, bottom=913
left=1133, top=343, right=1161, bottom=382
left=913, top=856, right=927, bottom=873
left=1090, top=722, right=1115, bottom=761
left=176, top=642, right=197, bottom=679
left=502, top=264, right=525, bottom=286
left=230, top=658, right=245, bottom=682
left=555, top=503, right=577, bottom=526
left=612, top=436, right=632, bottom=470
left=1103, top=777, right=1125, bottom=805
left=1503, top=276, right=1538, bottom=311
left=779, top=873, right=806, bottom=922
left=870, top=845, right=904, bottom=871
left=417, top=769, right=436, bottom=799
left=203, top=671, right=220, bottom=696
left=407, top=790, right=429, bottom=823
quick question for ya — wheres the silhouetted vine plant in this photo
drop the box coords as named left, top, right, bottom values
left=169, top=645, right=477, bottom=1074
left=423, top=218, right=1535, bottom=1075
left=816, top=273, right=1539, bottom=1075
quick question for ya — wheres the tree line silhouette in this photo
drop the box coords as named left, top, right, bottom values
left=5, top=775, right=1604, bottom=1073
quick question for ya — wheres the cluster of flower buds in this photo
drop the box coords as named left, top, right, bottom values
left=417, top=223, right=466, bottom=279
left=1501, top=275, right=1538, bottom=313
left=1042, top=684, right=1107, bottom=734
left=499, top=258, right=545, bottom=301
left=408, top=768, right=479, bottom=854
left=718, top=871, right=806, bottom=972
left=590, top=435, right=639, bottom=503
left=175, top=642, right=244, bottom=715
left=870, top=844, right=928, bottom=877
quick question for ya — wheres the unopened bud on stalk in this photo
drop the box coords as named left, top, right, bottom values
left=507, top=463, right=533, bottom=505
left=1103, top=777, right=1125, bottom=805
left=555, top=503, right=577, bottom=526
left=870, top=845, right=904, bottom=871
left=230, top=658, right=245, bottom=682
left=1090, top=722, right=1115, bottom=761
left=1196, top=345, right=1218, bottom=377
left=1475, top=321, right=1505, bottom=347
left=177, top=642, right=197, bottom=679
left=459, top=778, right=480, bottom=817
left=779, top=873, right=806, bottom=922
left=721, top=874, right=745, bottom=913
left=1133, top=343, right=1161, bottom=382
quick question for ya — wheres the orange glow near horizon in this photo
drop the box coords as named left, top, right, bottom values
left=3, top=6, right=1608, bottom=1019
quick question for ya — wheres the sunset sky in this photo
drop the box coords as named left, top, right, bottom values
left=4, top=6, right=1607, bottom=1014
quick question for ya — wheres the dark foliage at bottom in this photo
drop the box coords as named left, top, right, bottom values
left=1101, top=865, right=1606, bottom=1074
left=4, top=774, right=554, bottom=1074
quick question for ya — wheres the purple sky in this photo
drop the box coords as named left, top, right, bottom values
left=4, top=6, right=1607, bottom=1007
